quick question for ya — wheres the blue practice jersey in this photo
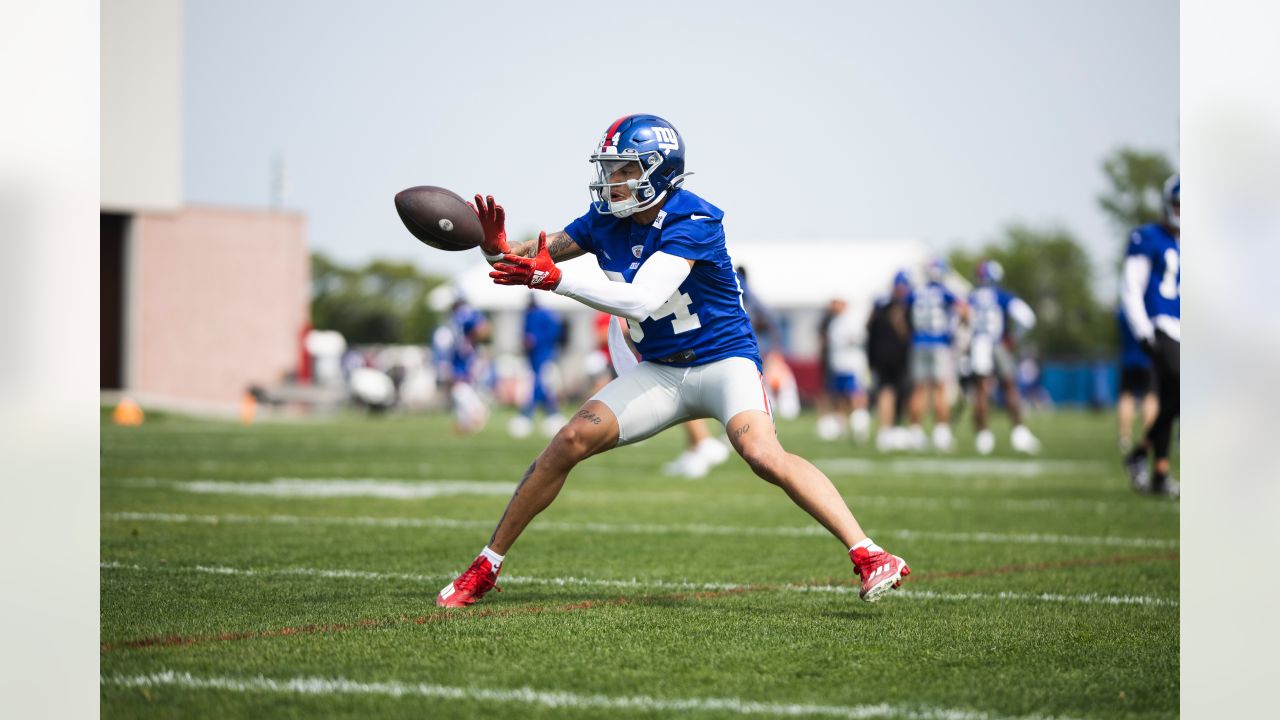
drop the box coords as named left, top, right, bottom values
left=969, top=286, right=1014, bottom=340
left=907, top=282, right=958, bottom=345
left=448, top=305, right=486, bottom=378
left=1126, top=223, right=1180, bottom=324
left=1116, top=306, right=1150, bottom=369
left=564, top=189, right=761, bottom=370
left=524, top=306, right=563, bottom=368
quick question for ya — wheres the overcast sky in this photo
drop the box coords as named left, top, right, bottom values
left=184, top=0, right=1178, bottom=292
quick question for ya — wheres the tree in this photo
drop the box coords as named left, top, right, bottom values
left=309, top=252, right=449, bottom=345
left=1097, top=148, right=1175, bottom=240
left=949, top=223, right=1114, bottom=357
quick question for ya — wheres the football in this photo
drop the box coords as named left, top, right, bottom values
left=394, top=185, right=484, bottom=251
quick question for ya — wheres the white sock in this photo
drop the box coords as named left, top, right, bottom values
left=851, top=537, right=884, bottom=554
left=480, top=546, right=504, bottom=570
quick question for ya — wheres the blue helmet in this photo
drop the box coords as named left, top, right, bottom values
left=1163, top=174, right=1180, bottom=229
left=975, top=259, right=1003, bottom=286
left=589, top=114, right=690, bottom=218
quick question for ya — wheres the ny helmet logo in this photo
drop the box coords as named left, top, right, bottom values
left=653, top=127, right=679, bottom=154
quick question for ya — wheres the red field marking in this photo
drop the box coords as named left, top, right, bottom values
left=101, top=554, right=1175, bottom=653
left=908, top=552, right=1179, bottom=582
left=100, top=583, right=769, bottom=654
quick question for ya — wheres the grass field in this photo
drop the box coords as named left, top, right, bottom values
left=100, top=407, right=1178, bottom=719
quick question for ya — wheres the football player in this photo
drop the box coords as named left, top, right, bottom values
left=866, top=271, right=914, bottom=451
left=436, top=115, right=909, bottom=607
left=905, top=258, right=966, bottom=451
left=435, top=298, right=489, bottom=434
left=966, top=260, right=1040, bottom=455
left=1121, top=175, right=1180, bottom=497
left=507, top=294, right=566, bottom=438
left=817, top=299, right=872, bottom=443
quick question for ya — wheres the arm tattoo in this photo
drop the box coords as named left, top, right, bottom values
left=545, top=231, right=583, bottom=261
left=575, top=409, right=602, bottom=425
left=507, top=231, right=583, bottom=261
left=732, top=424, right=750, bottom=441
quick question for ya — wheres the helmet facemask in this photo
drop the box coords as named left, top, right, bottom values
left=589, top=150, right=670, bottom=218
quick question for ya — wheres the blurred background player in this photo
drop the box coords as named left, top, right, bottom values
left=435, top=297, right=490, bottom=434
left=967, top=259, right=1040, bottom=455
left=816, top=298, right=871, bottom=443
left=439, top=114, right=909, bottom=608
left=1121, top=174, right=1180, bottom=497
left=583, top=311, right=617, bottom=393
left=866, top=271, right=914, bottom=451
left=905, top=258, right=964, bottom=451
left=507, top=294, right=566, bottom=438
left=1115, top=305, right=1158, bottom=454
left=815, top=299, right=840, bottom=438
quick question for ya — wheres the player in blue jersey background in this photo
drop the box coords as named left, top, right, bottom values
left=966, top=259, right=1040, bottom=455
left=507, top=295, right=566, bottom=438
left=1121, top=174, right=1180, bottom=497
left=905, top=258, right=966, bottom=451
left=434, top=115, right=910, bottom=608
left=433, top=298, right=490, bottom=434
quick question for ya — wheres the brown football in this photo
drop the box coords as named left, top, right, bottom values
left=394, top=185, right=484, bottom=251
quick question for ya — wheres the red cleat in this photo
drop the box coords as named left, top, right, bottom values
left=436, top=556, right=501, bottom=608
left=850, top=547, right=910, bottom=602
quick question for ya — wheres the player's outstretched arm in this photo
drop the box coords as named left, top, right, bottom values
left=554, top=251, right=692, bottom=321
left=490, top=233, right=692, bottom=322
left=508, top=231, right=586, bottom=262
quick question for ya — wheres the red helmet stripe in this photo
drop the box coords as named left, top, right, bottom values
left=601, top=115, right=631, bottom=148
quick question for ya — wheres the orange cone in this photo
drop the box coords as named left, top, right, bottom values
left=113, top=397, right=144, bottom=426
left=240, top=390, right=257, bottom=425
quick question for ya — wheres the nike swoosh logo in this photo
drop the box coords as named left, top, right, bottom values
left=690, top=214, right=711, bottom=221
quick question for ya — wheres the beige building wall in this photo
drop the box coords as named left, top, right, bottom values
left=129, top=207, right=309, bottom=408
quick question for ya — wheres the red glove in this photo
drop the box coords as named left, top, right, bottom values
left=490, top=231, right=562, bottom=291
left=468, top=194, right=510, bottom=261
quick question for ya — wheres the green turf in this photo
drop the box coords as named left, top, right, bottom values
left=100, top=407, right=1178, bottom=719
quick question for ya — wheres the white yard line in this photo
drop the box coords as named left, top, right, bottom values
left=816, top=458, right=1110, bottom=478
left=105, top=477, right=1177, bottom=514
left=111, top=478, right=515, bottom=499
left=101, top=670, right=1086, bottom=720
left=99, top=561, right=1178, bottom=608
left=103, top=511, right=1179, bottom=549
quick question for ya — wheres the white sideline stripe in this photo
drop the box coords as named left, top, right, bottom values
left=108, top=478, right=1177, bottom=515
left=101, top=671, right=1083, bottom=720
left=840, top=495, right=1177, bottom=515
left=115, top=478, right=516, bottom=500
left=818, top=458, right=1108, bottom=478
left=99, top=561, right=1178, bottom=608
left=103, top=511, right=1179, bottom=549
